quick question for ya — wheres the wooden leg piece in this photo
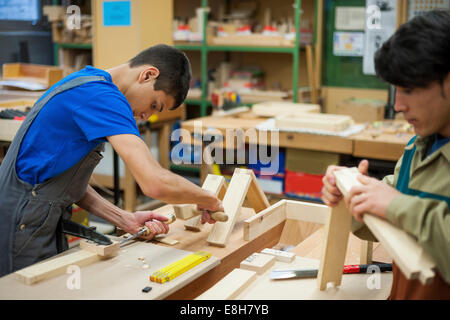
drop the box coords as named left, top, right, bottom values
left=317, top=201, right=352, bottom=290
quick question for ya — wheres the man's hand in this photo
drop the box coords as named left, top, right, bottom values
left=197, top=194, right=224, bottom=225
left=345, top=175, right=401, bottom=222
left=321, top=160, right=369, bottom=207
left=122, top=210, right=170, bottom=240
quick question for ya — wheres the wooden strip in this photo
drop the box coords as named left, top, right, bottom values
left=317, top=200, right=352, bottom=290
left=14, top=250, right=99, bottom=285
left=196, top=268, right=257, bottom=300
left=207, top=172, right=252, bottom=247
left=243, top=200, right=287, bottom=241
left=234, top=168, right=270, bottom=213
left=285, top=200, right=330, bottom=224
left=334, top=167, right=436, bottom=284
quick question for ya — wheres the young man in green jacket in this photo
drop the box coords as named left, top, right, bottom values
left=321, top=10, right=450, bottom=299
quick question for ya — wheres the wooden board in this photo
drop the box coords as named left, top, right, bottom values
left=333, top=167, right=436, bottom=285
left=275, top=113, right=354, bottom=132
left=251, top=101, right=320, bottom=117
left=0, top=242, right=219, bottom=300
left=13, top=240, right=120, bottom=285
left=243, top=200, right=286, bottom=241
left=196, top=268, right=258, bottom=300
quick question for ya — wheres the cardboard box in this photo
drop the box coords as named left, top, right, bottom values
left=285, top=149, right=339, bottom=175
left=284, top=170, right=323, bottom=202
left=335, top=98, right=385, bottom=123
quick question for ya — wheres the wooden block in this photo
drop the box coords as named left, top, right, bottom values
left=334, top=167, right=436, bottom=284
left=275, top=113, right=353, bottom=132
left=317, top=200, right=352, bottom=290
left=207, top=171, right=252, bottom=247
left=284, top=200, right=330, bottom=224
left=196, top=268, right=257, bottom=300
left=251, top=101, right=320, bottom=117
left=79, top=240, right=120, bottom=258
left=154, top=235, right=179, bottom=246
left=360, top=240, right=373, bottom=264
left=173, top=204, right=195, bottom=220
left=260, top=248, right=295, bottom=263
left=243, top=200, right=286, bottom=241
left=240, top=253, right=276, bottom=275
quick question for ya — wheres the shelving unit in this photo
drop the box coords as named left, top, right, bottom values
left=175, top=0, right=322, bottom=117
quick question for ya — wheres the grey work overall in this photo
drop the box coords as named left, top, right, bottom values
left=0, top=76, right=107, bottom=277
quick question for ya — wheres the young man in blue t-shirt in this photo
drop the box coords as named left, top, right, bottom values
left=0, top=44, right=223, bottom=275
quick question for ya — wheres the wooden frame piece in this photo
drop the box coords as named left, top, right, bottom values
left=14, top=240, right=119, bottom=285
left=243, top=199, right=330, bottom=242
left=275, top=113, right=353, bottom=132
left=332, top=167, right=436, bottom=285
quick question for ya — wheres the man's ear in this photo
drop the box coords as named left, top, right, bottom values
left=139, top=66, right=160, bottom=83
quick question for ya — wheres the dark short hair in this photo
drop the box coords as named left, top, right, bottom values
left=375, top=10, right=450, bottom=89
left=129, top=44, right=191, bottom=109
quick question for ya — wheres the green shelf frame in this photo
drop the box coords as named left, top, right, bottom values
left=174, top=0, right=308, bottom=117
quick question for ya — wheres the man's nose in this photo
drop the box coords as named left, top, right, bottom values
left=394, top=92, right=407, bottom=112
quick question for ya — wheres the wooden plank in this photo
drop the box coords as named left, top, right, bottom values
left=207, top=172, right=252, bottom=247
left=243, top=200, right=286, bottom=241
left=14, top=250, right=99, bottom=285
left=333, top=167, right=436, bottom=285
left=240, top=253, right=276, bottom=275
left=251, top=101, right=320, bottom=117
left=317, top=200, right=352, bottom=290
left=196, top=268, right=257, bottom=300
left=275, top=113, right=353, bottom=132
left=234, top=168, right=270, bottom=213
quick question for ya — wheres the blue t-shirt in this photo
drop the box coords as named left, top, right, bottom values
left=16, top=66, right=140, bottom=185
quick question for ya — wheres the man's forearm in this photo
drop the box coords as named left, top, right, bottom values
left=75, top=185, right=128, bottom=229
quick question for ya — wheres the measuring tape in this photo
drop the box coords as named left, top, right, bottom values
left=150, top=251, right=211, bottom=284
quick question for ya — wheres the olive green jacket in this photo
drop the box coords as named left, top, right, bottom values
left=351, top=135, right=450, bottom=283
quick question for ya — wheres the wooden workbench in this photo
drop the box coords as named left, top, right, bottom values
left=181, top=115, right=413, bottom=181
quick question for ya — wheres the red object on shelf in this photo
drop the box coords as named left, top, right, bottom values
left=284, top=170, right=324, bottom=200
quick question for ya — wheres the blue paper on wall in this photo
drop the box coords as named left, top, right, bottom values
left=103, top=1, right=131, bottom=27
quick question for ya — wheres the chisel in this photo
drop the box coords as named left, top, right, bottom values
left=270, top=263, right=393, bottom=280
left=120, top=213, right=176, bottom=247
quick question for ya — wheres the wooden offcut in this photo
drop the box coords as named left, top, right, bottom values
left=275, top=113, right=353, bottom=132
left=240, top=253, right=276, bottom=275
